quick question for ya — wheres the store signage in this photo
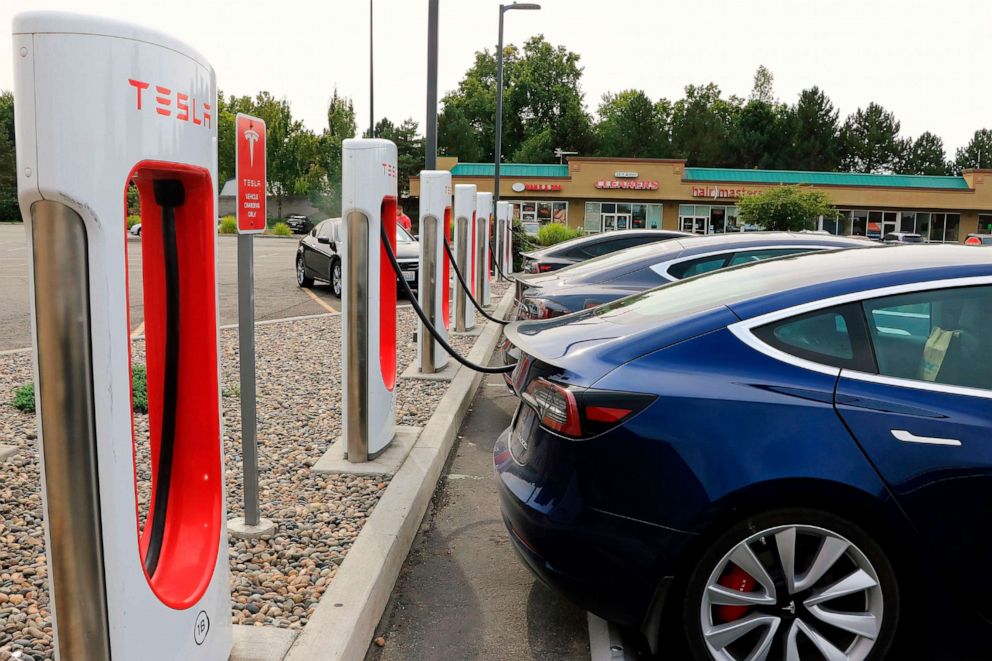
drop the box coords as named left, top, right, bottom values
left=595, top=179, right=658, bottom=190
left=511, top=182, right=525, bottom=192
left=236, top=113, right=267, bottom=233
left=516, top=183, right=562, bottom=192
left=691, top=186, right=761, bottom=199
left=614, top=171, right=638, bottom=178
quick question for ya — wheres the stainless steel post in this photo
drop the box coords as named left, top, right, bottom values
left=476, top=219, right=487, bottom=305
left=345, top=211, right=371, bottom=462
left=455, top=215, right=468, bottom=332
left=237, top=232, right=260, bottom=526
left=30, top=201, right=111, bottom=661
left=419, top=214, right=438, bottom=372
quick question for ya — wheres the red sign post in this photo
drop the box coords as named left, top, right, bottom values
left=236, top=113, right=266, bottom=233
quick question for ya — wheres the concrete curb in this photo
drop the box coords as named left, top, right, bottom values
left=282, top=289, right=515, bottom=661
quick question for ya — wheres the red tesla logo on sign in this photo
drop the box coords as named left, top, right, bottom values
left=236, top=113, right=267, bottom=233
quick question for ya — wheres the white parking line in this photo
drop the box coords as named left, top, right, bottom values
left=588, top=612, right=637, bottom=661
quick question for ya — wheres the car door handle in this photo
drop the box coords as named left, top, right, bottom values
left=891, top=429, right=962, bottom=447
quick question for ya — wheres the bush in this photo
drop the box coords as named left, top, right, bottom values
left=271, top=222, right=292, bottom=236
left=511, top=219, right=535, bottom=271
left=126, top=214, right=141, bottom=229
left=536, top=223, right=583, bottom=247
left=218, top=216, right=237, bottom=234
left=12, top=383, right=35, bottom=413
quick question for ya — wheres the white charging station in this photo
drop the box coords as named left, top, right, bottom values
left=341, top=138, right=399, bottom=461
left=452, top=184, right=478, bottom=332
left=475, top=192, right=493, bottom=306
left=14, top=12, right=230, bottom=660
left=416, top=171, right=452, bottom=373
left=496, top=201, right=512, bottom=276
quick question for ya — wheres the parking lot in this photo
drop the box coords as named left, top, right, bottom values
left=0, top=223, right=359, bottom=352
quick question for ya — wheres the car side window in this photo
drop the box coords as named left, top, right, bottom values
left=862, top=286, right=992, bottom=390
left=727, top=248, right=812, bottom=266
left=666, top=254, right=731, bottom=279
left=753, top=303, right=873, bottom=371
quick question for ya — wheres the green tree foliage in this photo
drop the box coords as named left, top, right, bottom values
left=670, top=83, right=740, bottom=167
left=0, top=91, right=18, bottom=221
left=369, top=117, right=424, bottom=196
left=954, top=128, right=992, bottom=172
left=787, top=87, right=841, bottom=171
left=840, top=103, right=903, bottom=173
left=749, top=65, right=776, bottom=105
left=737, top=185, right=833, bottom=231
left=439, top=36, right=593, bottom=163
left=899, top=132, right=950, bottom=175
left=594, top=90, right=670, bottom=158
left=732, top=100, right=790, bottom=169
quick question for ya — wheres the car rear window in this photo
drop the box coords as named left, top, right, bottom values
left=555, top=240, right=683, bottom=279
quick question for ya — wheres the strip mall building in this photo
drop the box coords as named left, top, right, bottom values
left=409, top=157, right=992, bottom=242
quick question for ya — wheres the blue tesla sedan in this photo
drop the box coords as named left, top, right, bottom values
left=494, top=245, right=992, bottom=660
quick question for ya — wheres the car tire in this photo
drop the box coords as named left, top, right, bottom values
left=296, top=254, right=314, bottom=288
left=330, top=258, right=342, bottom=298
left=682, top=508, right=899, bottom=661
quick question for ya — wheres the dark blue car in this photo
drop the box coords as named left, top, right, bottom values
left=495, top=245, right=992, bottom=660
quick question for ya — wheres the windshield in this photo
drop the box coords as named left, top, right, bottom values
left=396, top=225, right=415, bottom=243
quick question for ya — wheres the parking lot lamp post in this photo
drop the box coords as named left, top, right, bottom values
left=494, top=2, right=540, bottom=204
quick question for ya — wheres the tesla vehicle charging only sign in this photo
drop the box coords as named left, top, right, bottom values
left=236, top=113, right=267, bottom=233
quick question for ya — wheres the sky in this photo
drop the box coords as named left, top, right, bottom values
left=2, top=0, right=990, bottom=156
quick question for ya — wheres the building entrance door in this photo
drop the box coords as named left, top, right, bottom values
left=602, top=213, right=632, bottom=232
left=681, top=216, right=709, bottom=234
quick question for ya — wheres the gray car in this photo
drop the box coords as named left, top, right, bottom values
left=296, top=218, right=419, bottom=297
left=520, top=229, right=689, bottom=274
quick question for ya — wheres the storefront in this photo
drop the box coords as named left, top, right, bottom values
left=407, top=157, right=992, bottom=242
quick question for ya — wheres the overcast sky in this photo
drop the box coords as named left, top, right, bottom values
left=2, top=0, right=990, bottom=156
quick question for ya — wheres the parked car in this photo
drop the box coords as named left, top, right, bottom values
left=495, top=244, right=992, bottom=660
left=284, top=214, right=314, bottom=234
left=296, top=218, right=419, bottom=296
left=882, top=231, right=925, bottom=244
left=521, top=229, right=689, bottom=274
left=129, top=223, right=142, bottom=236
left=965, top=233, right=992, bottom=246
left=515, top=232, right=873, bottom=320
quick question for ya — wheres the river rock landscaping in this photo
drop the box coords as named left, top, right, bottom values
left=0, top=285, right=505, bottom=661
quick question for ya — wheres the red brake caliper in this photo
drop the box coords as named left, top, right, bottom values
left=715, top=565, right=758, bottom=622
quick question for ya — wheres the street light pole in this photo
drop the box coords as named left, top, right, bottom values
left=369, top=0, right=375, bottom=137
left=494, top=2, right=540, bottom=204
left=425, top=0, right=439, bottom=169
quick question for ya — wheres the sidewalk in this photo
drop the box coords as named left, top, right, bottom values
left=365, top=372, right=590, bottom=660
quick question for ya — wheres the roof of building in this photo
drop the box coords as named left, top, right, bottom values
left=450, top=162, right=569, bottom=177
left=684, top=167, right=971, bottom=190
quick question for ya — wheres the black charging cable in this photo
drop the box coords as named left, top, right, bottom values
left=441, top=237, right=509, bottom=326
left=381, top=225, right=515, bottom=374
left=144, top=179, right=185, bottom=578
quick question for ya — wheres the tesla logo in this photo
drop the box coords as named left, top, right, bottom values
left=128, top=79, right=212, bottom=128
left=244, top=127, right=260, bottom=166
left=382, top=163, right=397, bottom=178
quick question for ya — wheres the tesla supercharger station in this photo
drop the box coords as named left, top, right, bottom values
left=476, top=192, right=493, bottom=306
left=13, top=12, right=230, bottom=660
left=341, top=138, right=398, bottom=461
left=453, top=184, right=477, bottom=331
left=496, top=201, right=512, bottom=276
left=416, top=171, right=452, bottom=373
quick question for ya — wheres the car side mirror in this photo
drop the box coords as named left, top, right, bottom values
left=317, top=236, right=331, bottom=245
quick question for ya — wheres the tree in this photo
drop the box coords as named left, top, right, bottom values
left=310, top=89, right=357, bottom=216
left=839, top=103, right=903, bottom=173
left=787, top=87, right=841, bottom=171
left=0, top=91, right=18, bottom=221
left=899, top=132, right=950, bottom=175
left=439, top=36, right=593, bottom=163
left=594, top=89, right=670, bottom=158
left=749, top=65, right=776, bottom=105
left=670, top=83, right=740, bottom=166
left=954, top=129, right=992, bottom=172
left=737, top=185, right=834, bottom=231
left=732, top=100, right=790, bottom=169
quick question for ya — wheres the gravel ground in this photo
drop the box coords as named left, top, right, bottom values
left=0, top=282, right=508, bottom=660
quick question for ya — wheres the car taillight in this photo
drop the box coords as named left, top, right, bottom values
left=537, top=263, right=554, bottom=272
left=522, top=378, right=655, bottom=440
left=966, top=236, right=982, bottom=246
left=520, top=298, right=566, bottom=320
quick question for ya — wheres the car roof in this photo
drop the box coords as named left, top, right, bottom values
left=553, top=232, right=872, bottom=284
left=526, top=229, right=689, bottom=258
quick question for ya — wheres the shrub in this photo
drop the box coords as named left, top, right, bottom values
left=12, top=383, right=35, bottom=413
left=131, top=364, right=148, bottom=414
left=271, top=222, right=292, bottom=236
left=126, top=214, right=142, bottom=229
left=11, top=367, right=148, bottom=414
left=536, top=223, right=583, bottom=247
left=218, top=216, right=237, bottom=234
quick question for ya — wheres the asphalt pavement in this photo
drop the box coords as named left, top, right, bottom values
left=0, top=223, right=346, bottom=352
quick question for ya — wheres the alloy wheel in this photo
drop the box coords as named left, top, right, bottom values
left=332, top=261, right=342, bottom=297
left=296, top=256, right=306, bottom=286
left=699, top=524, right=884, bottom=660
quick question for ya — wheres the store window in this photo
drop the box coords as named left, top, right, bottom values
left=507, top=200, right=568, bottom=233
left=829, top=210, right=958, bottom=241
left=979, top=214, right=992, bottom=235
left=583, top=202, right=662, bottom=233
left=678, top=204, right=741, bottom=234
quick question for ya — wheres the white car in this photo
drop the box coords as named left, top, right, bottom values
left=129, top=223, right=142, bottom=236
